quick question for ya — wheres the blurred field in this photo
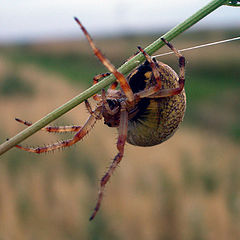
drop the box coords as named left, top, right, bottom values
left=0, top=29, right=240, bottom=240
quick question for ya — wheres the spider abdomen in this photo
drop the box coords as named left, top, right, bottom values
left=127, top=92, right=186, bottom=146
left=126, top=61, right=186, bottom=146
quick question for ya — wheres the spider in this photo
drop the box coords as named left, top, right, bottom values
left=14, top=17, right=186, bottom=221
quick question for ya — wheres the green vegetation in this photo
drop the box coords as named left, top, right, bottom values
left=0, top=72, right=34, bottom=96
left=2, top=47, right=103, bottom=86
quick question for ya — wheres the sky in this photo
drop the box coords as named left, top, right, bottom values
left=1, top=0, right=240, bottom=43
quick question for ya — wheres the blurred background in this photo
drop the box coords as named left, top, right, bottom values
left=0, top=0, right=240, bottom=239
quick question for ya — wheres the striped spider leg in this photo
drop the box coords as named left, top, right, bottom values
left=15, top=101, right=103, bottom=153
left=74, top=17, right=134, bottom=103
left=15, top=118, right=82, bottom=133
left=74, top=18, right=133, bottom=220
left=136, top=38, right=185, bottom=99
left=89, top=102, right=128, bottom=220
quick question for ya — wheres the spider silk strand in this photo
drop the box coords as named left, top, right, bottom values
left=153, top=36, right=240, bottom=58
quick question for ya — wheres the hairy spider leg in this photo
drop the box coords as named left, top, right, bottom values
left=101, top=89, right=119, bottom=115
left=133, top=46, right=164, bottom=98
left=109, top=81, right=118, bottom=90
left=89, top=102, right=128, bottom=221
left=92, top=73, right=118, bottom=101
left=84, top=100, right=94, bottom=115
left=74, top=17, right=134, bottom=102
left=137, top=46, right=161, bottom=90
left=15, top=106, right=102, bottom=153
left=136, top=38, right=185, bottom=99
left=94, top=73, right=118, bottom=90
left=148, top=38, right=185, bottom=98
left=15, top=101, right=95, bottom=134
left=93, top=73, right=111, bottom=86
left=15, top=118, right=82, bottom=133
left=92, top=73, right=111, bottom=101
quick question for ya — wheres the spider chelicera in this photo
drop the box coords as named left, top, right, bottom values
left=14, top=17, right=186, bottom=220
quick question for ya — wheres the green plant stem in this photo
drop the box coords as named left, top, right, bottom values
left=0, top=0, right=231, bottom=155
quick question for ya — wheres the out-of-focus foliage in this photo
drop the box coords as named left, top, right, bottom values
left=0, top=29, right=240, bottom=240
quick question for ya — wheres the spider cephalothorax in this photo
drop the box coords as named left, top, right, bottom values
left=14, top=17, right=186, bottom=220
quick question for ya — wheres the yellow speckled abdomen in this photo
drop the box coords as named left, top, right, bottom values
left=126, top=61, right=186, bottom=146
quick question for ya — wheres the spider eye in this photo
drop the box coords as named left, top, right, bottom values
left=107, top=99, right=119, bottom=110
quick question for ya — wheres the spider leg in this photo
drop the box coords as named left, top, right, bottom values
left=136, top=39, right=185, bottom=98
left=89, top=102, right=128, bottom=221
left=15, top=100, right=95, bottom=133
left=15, top=106, right=102, bottom=153
left=93, top=73, right=111, bottom=85
left=149, top=38, right=185, bottom=98
left=92, top=73, right=111, bottom=101
left=84, top=100, right=94, bottom=115
left=74, top=17, right=134, bottom=102
left=109, top=81, right=118, bottom=90
left=92, top=73, right=118, bottom=101
left=132, top=47, right=163, bottom=98
left=93, top=73, right=118, bottom=90
left=137, top=46, right=161, bottom=90
left=15, top=118, right=82, bottom=133
left=101, top=89, right=119, bottom=115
